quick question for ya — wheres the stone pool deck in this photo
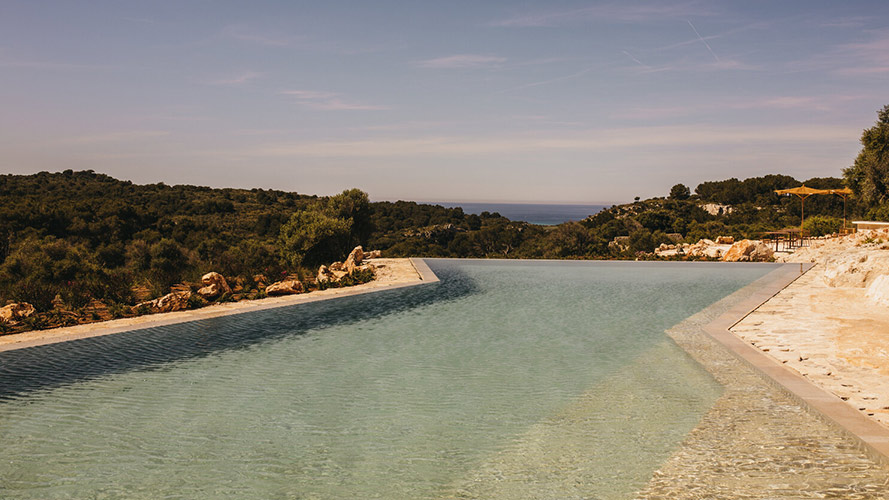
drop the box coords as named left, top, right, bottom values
left=733, top=233, right=889, bottom=430
left=637, top=264, right=889, bottom=499
left=0, top=258, right=433, bottom=353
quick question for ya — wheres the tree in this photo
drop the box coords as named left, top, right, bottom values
left=844, top=105, right=889, bottom=209
left=327, top=188, right=373, bottom=246
left=278, top=209, right=352, bottom=268
left=669, top=183, right=690, bottom=200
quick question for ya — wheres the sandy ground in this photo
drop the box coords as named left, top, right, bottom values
left=732, top=234, right=889, bottom=428
left=0, top=258, right=423, bottom=352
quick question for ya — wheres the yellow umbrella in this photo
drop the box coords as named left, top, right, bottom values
left=774, top=185, right=832, bottom=235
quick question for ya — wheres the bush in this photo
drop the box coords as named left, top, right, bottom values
left=628, top=229, right=655, bottom=253
left=0, top=237, right=124, bottom=310
left=803, top=215, right=842, bottom=237
left=187, top=294, right=207, bottom=309
left=278, top=208, right=352, bottom=268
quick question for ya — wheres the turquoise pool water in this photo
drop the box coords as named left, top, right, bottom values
left=0, top=260, right=776, bottom=499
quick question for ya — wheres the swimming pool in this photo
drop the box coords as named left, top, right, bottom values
left=0, top=260, right=777, bottom=499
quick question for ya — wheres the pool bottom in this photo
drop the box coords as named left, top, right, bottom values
left=442, top=338, right=721, bottom=500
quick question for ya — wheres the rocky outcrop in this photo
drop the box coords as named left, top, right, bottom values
left=365, top=249, right=382, bottom=259
left=701, top=203, right=733, bottom=216
left=822, top=253, right=871, bottom=287
left=866, top=274, right=889, bottom=306
left=655, top=237, right=773, bottom=261
left=196, top=272, right=231, bottom=300
left=265, top=279, right=303, bottom=296
left=0, top=302, right=36, bottom=324
left=722, top=239, right=774, bottom=262
left=820, top=252, right=889, bottom=288
left=686, top=239, right=724, bottom=259
left=136, top=291, right=191, bottom=313
left=317, top=265, right=335, bottom=283
left=609, top=236, right=630, bottom=252
left=344, top=246, right=364, bottom=271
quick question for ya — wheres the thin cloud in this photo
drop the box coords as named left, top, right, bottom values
left=497, top=66, right=598, bottom=93
left=795, top=30, right=889, bottom=76
left=491, top=2, right=716, bottom=27
left=280, top=90, right=389, bottom=111
left=223, top=25, right=295, bottom=47
left=64, top=130, right=171, bottom=144
left=0, top=58, right=112, bottom=71
left=834, top=31, right=889, bottom=75
left=614, top=94, right=870, bottom=119
left=227, top=124, right=853, bottom=158
left=417, top=54, right=507, bottom=69
left=819, top=17, right=869, bottom=29
left=207, top=71, right=263, bottom=86
left=630, top=57, right=759, bottom=74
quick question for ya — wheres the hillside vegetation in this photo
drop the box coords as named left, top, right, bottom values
left=2, top=105, right=887, bottom=332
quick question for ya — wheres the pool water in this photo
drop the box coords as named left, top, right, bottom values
left=0, top=260, right=776, bottom=499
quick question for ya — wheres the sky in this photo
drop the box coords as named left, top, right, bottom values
left=2, top=1, right=889, bottom=204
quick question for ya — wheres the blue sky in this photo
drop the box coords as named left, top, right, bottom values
left=2, top=1, right=888, bottom=203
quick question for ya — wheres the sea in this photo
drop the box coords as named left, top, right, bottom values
left=430, top=202, right=609, bottom=225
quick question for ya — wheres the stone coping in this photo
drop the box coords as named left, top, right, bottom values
left=409, top=257, right=440, bottom=282
left=0, top=258, right=436, bottom=353
left=700, top=262, right=889, bottom=467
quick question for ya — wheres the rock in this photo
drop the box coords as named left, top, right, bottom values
left=821, top=251, right=889, bottom=287
left=51, top=294, right=66, bottom=310
left=686, top=239, right=723, bottom=259
left=317, top=265, right=335, bottom=283
left=866, top=274, right=889, bottom=306
left=365, top=249, right=382, bottom=259
left=136, top=291, right=191, bottom=313
left=197, top=272, right=231, bottom=299
left=0, top=302, right=36, bottom=323
left=716, top=236, right=735, bottom=245
left=329, top=261, right=345, bottom=272
left=822, top=253, right=870, bottom=287
left=344, top=246, right=365, bottom=272
left=722, top=239, right=774, bottom=262
left=609, top=236, right=630, bottom=252
left=749, top=241, right=775, bottom=261
left=266, top=279, right=303, bottom=296
left=722, top=239, right=756, bottom=262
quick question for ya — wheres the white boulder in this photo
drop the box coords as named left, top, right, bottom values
left=865, top=274, right=889, bottom=306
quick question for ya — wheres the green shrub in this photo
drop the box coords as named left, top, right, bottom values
left=802, top=215, right=842, bottom=237
left=187, top=294, right=207, bottom=310
left=339, top=268, right=375, bottom=287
